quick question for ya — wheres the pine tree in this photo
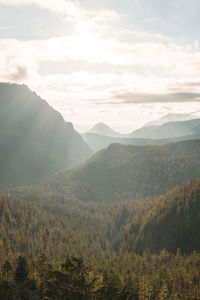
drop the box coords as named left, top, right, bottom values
left=15, top=256, right=29, bottom=284
left=159, top=281, right=169, bottom=300
left=3, top=259, right=12, bottom=282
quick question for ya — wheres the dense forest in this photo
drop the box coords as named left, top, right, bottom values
left=2, top=179, right=200, bottom=260
left=1, top=178, right=200, bottom=298
left=2, top=251, right=200, bottom=299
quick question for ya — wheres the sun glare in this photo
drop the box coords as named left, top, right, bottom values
left=71, top=32, right=113, bottom=63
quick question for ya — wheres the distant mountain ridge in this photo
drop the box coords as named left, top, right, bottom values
left=82, top=119, right=200, bottom=152
left=131, top=118, right=200, bottom=139
left=83, top=115, right=200, bottom=152
left=0, top=83, right=92, bottom=188
left=144, top=113, right=197, bottom=127
left=82, top=132, right=152, bottom=152
left=87, top=122, right=123, bottom=138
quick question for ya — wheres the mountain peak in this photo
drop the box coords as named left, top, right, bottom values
left=88, top=122, right=121, bottom=138
left=92, top=122, right=109, bottom=129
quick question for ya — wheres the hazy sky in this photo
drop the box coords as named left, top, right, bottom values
left=0, top=0, right=200, bottom=132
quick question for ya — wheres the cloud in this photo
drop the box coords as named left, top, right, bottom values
left=5, top=65, right=28, bottom=81
left=113, top=91, right=200, bottom=104
left=0, top=0, right=80, bottom=17
left=0, top=64, right=29, bottom=82
left=1, top=36, right=200, bottom=107
left=0, top=39, right=37, bottom=83
left=1, top=35, right=200, bottom=72
left=0, top=0, right=120, bottom=33
left=1, top=0, right=200, bottom=110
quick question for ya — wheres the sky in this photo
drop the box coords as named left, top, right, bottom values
left=0, top=0, right=200, bottom=132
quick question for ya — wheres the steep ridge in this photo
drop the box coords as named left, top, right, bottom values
left=0, top=83, right=92, bottom=187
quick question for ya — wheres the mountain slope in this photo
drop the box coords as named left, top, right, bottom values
left=134, top=179, right=200, bottom=254
left=41, top=139, right=200, bottom=203
left=131, top=118, right=200, bottom=139
left=0, top=83, right=92, bottom=188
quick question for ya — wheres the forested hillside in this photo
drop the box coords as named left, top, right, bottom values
left=2, top=180, right=200, bottom=299
left=0, top=191, right=113, bottom=260
left=0, top=83, right=92, bottom=188
left=134, top=179, right=200, bottom=254
left=39, top=140, right=200, bottom=203
left=8, top=159, right=200, bottom=258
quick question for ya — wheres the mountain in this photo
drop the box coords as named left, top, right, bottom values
left=144, top=113, right=197, bottom=127
left=134, top=179, right=200, bottom=254
left=0, top=83, right=92, bottom=188
left=82, top=132, right=151, bottom=152
left=87, top=122, right=122, bottom=138
left=83, top=118, right=200, bottom=152
left=26, top=139, right=200, bottom=204
left=131, top=118, right=200, bottom=139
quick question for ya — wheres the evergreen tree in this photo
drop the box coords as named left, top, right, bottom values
left=15, top=256, right=29, bottom=284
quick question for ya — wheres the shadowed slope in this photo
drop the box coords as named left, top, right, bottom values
left=0, top=83, right=92, bottom=187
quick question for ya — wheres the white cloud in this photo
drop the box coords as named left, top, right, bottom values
left=1, top=34, right=200, bottom=72
left=0, top=0, right=81, bottom=16
left=1, top=35, right=200, bottom=99
left=0, top=0, right=120, bottom=36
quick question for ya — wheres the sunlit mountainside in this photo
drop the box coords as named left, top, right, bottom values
left=0, top=83, right=92, bottom=188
